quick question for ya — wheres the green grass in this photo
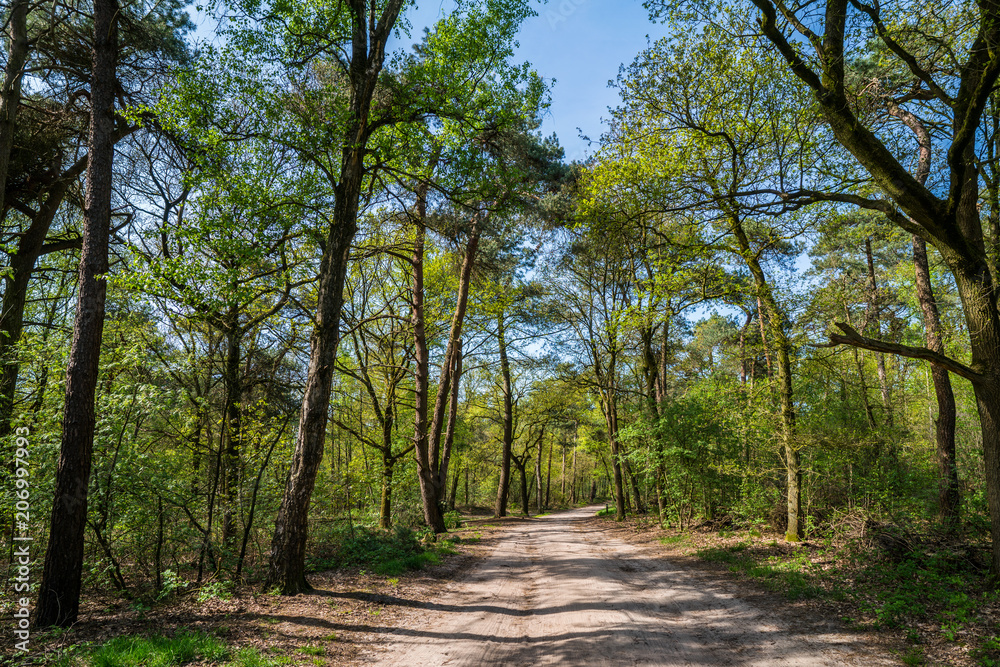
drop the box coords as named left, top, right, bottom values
left=44, top=632, right=295, bottom=667
left=697, top=544, right=823, bottom=600
left=596, top=507, right=616, bottom=518
left=373, top=550, right=441, bottom=576
left=89, top=631, right=228, bottom=667
left=229, top=647, right=293, bottom=667
left=658, top=534, right=690, bottom=546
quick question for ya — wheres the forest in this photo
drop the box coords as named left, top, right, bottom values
left=6, top=0, right=1000, bottom=665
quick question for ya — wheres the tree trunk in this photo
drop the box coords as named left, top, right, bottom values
left=0, top=178, right=78, bottom=446
left=865, top=238, right=893, bottom=430
left=448, top=461, right=459, bottom=511
left=265, top=1, right=405, bottom=595
left=571, top=441, right=578, bottom=504
left=264, top=198, right=354, bottom=594
left=655, top=466, right=666, bottom=526
left=513, top=455, right=530, bottom=516
left=624, top=458, right=645, bottom=514
left=948, top=253, right=1000, bottom=575
left=729, top=211, right=800, bottom=541
left=411, top=215, right=442, bottom=530
left=411, top=153, right=478, bottom=531
left=535, top=433, right=544, bottom=514
left=886, top=100, right=961, bottom=527
left=436, top=339, right=464, bottom=514
left=222, top=321, right=242, bottom=550
left=560, top=443, right=567, bottom=499
left=604, top=394, right=627, bottom=520
left=0, top=0, right=28, bottom=219
left=544, top=440, right=553, bottom=508
left=35, top=0, right=118, bottom=627
left=494, top=315, right=513, bottom=518
left=378, top=452, right=393, bottom=530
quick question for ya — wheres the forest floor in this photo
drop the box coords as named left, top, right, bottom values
left=10, top=520, right=510, bottom=666
left=20, top=505, right=987, bottom=666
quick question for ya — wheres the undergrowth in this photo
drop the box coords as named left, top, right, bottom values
left=307, top=524, right=460, bottom=577
left=690, top=528, right=999, bottom=665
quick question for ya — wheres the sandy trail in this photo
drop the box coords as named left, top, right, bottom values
left=365, top=506, right=896, bottom=666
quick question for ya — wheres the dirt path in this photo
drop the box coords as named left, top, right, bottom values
left=364, top=505, right=898, bottom=666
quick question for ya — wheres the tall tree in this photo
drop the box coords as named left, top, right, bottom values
left=35, top=0, right=119, bottom=627
left=264, top=0, right=406, bottom=595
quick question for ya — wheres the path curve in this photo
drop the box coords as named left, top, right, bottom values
left=365, top=506, right=897, bottom=666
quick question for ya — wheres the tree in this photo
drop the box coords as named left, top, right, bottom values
left=35, top=0, right=119, bottom=628
left=336, top=227, right=415, bottom=529
left=260, top=0, right=407, bottom=595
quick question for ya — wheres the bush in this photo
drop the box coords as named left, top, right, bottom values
left=308, top=524, right=438, bottom=576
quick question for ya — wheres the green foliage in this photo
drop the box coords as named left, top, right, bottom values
left=305, top=524, right=449, bottom=577
left=89, top=631, right=228, bottom=667
left=156, top=570, right=188, bottom=601
left=697, top=544, right=824, bottom=600
left=196, top=581, right=233, bottom=603
left=849, top=548, right=980, bottom=630
left=443, top=510, right=463, bottom=530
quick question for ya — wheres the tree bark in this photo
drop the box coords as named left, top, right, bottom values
left=221, top=320, right=242, bottom=550
left=535, top=433, right=544, bottom=514
left=865, top=238, right=893, bottom=430
left=570, top=437, right=578, bottom=504
left=0, top=175, right=80, bottom=446
left=264, top=0, right=405, bottom=595
left=0, top=0, right=29, bottom=219
left=494, top=314, right=514, bottom=518
left=886, top=99, right=961, bottom=527
left=410, top=150, right=478, bottom=531
left=379, top=452, right=394, bottom=530
left=603, top=392, right=627, bottom=520
left=35, top=0, right=118, bottom=627
left=544, top=439, right=553, bottom=508
left=411, top=214, right=438, bottom=528
left=511, top=453, right=530, bottom=516
left=448, top=461, right=459, bottom=511
left=729, top=210, right=800, bottom=541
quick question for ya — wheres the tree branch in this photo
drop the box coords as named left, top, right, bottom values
left=826, top=322, right=983, bottom=383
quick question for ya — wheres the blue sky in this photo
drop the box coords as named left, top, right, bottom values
left=404, top=1, right=669, bottom=162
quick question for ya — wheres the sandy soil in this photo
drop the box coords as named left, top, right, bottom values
left=362, top=505, right=900, bottom=666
